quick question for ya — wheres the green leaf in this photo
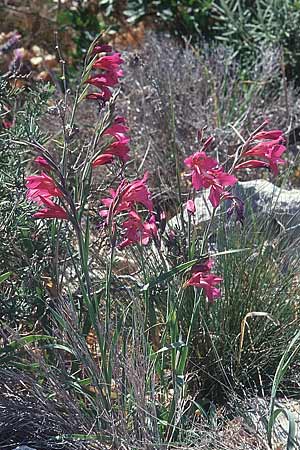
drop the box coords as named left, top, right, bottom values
left=0, top=271, right=12, bottom=284
left=151, top=340, right=186, bottom=356
left=141, top=258, right=200, bottom=291
left=268, top=329, right=300, bottom=447
left=0, top=335, right=55, bottom=362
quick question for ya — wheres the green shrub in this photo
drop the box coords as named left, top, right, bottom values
left=0, top=78, right=54, bottom=327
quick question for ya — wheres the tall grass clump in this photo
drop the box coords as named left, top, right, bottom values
left=1, top=34, right=300, bottom=450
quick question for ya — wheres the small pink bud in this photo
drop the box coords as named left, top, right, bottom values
left=3, top=120, right=12, bottom=129
left=197, top=128, right=203, bottom=144
left=35, top=156, right=51, bottom=171
left=186, top=199, right=196, bottom=215
left=92, top=44, right=113, bottom=55
left=202, top=136, right=214, bottom=151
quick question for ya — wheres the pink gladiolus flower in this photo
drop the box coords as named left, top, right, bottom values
left=93, top=141, right=130, bottom=166
left=34, top=156, right=51, bottom=171
left=100, top=173, right=153, bottom=219
left=103, top=116, right=129, bottom=138
left=32, top=197, right=68, bottom=220
left=86, top=45, right=123, bottom=104
left=121, top=173, right=153, bottom=212
left=86, top=69, right=123, bottom=88
left=253, top=129, right=283, bottom=141
left=118, top=210, right=158, bottom=249
left=185, top=259, right=222, bottom=302
left=93, top=54, right=124, bottom=71
left=92, top=154, right=115, bottom=166
left=243, top=140, right=285, bottom=176
left=206, top=170, right=238, bottom=208
left=92, top=44, right=113, bottom=54
left=235, top=124, right=286, bottom=176
left=186, top=199, right=196, bottom=215
left=235, top=160, right=270, bottom=171
left=184, top=151, right=218, bottom=190
left=93, top=117, right=130, bottom=166
left=202, top=136, right=215, bottom=151
left=186, top=272, right=223, bottom=301
left=184, top=151, right=237, bottom=207
left=86, top=88, right=112, bottom=102
left=26, top=172, right=62, bottom=205
left=3, top=120, right=12, bottom=129
left=223, top=193, right=245, bottom=225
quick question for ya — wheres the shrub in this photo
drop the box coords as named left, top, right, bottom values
left=213, top=0, right=300, bottom=83
left=0, top=77, right=55, bottom=327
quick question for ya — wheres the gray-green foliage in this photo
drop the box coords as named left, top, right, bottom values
left=213, top=0, right=300, bottom=81
left=0, top=78, right=53, bottom=326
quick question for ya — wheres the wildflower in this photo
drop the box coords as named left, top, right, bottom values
left=86, top=70, right=123, bottom=88
left=92, top=153, right=115, bottom=166
left=121, top=173, right=153, bottom=211
left=26, top=172, right=62, bottom=205
left=86, top=44, right=124, bottom=104
left=184, top=147, right=237, bottom=207
left=93, top=116, right=130, bottom=167
left=236, top=126, right=286, bottom=176
left=92, top=44, right=113, bottom=55
left=234, top=160, right=270, bottom=171
left=86, top=89, right=112, bottom=102
left=184, top=151, right=218, bottom=190
left=93, top=142, right=130, bottom=167
left=34, top=156, right=51, bottom=171
left=93, top=53, right=124, bottom=71
left=242, top=139, right=285, bottom=175
left=100, top=173, right=153, bottom=219
left=185, top=259, right=222, bottom=301
left=224, top=194, right=245, bottom=225
left=2, top=120, right=12, bottom=129
left=103, top=116, right=129, bottom=138
left=186, top=199, right=196, bottom=215
left=205, top=169, right=238, bottom=208
left=118, top=210, right=158, bottom=249
left=253, top=130, right=284, bottom=141
left=32, top=197, right=68, bottom=220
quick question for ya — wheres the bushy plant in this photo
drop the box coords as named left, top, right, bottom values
left=0, top=76, right=55, bottom=327
left=213, top=0, right=300, bottom=82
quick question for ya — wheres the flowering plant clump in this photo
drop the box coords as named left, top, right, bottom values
left=19, top=38, right=291, bottom=447
left=24, top=40, right=287, bottom=305
left=182, top=122, right=286, bottom=299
